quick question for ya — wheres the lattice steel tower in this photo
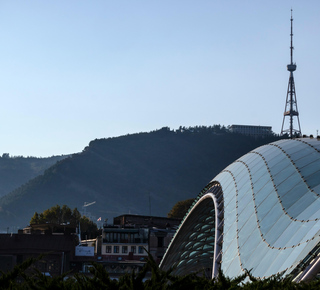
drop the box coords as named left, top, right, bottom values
left=281, top=10, right=301, bottom=138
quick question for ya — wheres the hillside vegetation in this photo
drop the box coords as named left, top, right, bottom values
left=0, top=154, right=67, bottom=198
left=0, top=126, right=281, bottom=230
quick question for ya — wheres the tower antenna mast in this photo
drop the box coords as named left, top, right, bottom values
left=281, top=9, right=302, bottom=138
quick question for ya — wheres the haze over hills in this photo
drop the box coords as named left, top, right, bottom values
left=0, top=154, right=68, bottom=198
left=0, top=126, right=281, bottom=231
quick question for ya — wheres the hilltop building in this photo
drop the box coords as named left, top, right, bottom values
left=229, top=124, right=273, bottom=137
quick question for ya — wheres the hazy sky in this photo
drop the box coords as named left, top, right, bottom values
left=1, top=1, right=320, bottom=157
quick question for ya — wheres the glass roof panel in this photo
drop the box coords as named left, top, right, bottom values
left=224, top=210, right=236, bottom=230
left=301, top=162, right=320, bottom=178
left=307, top=206, right=320, bottom=220
left=277, top=140, right=301, bottom=150
left=243, top=241, right=270, bottom=274
left=289, top=148, right=314, bottom=161
left=305, top=140, right=320, bottom=151
left=263, top=214, right=291, bottom=245
left=259, top=203, right=283, bottom=236
left=251, top=175, right=270, bottom=195
left=222, top=238, right=238, bottom=266
left=254, top=182, right=274, bottom=207
left=254, top=144, right=279, bottom=155
left=272, top=165, right=296, bottom=186
left=293, top=152, right=320, bottom=168
left=239, top=227, right=261, bottom=265
left=276, top=173, right=301, bottom=197
left=286, top=223, right=318, bottom=247
left=304, top=171, right=320, bottom=190
left=250, top=159, right=266, bottom=173
left=245, top=154, right=264, bottom=168
left=286, top=193, right=318, bottom=218
left=238, top=206, right=256, bottom=234
left=280, top=182, right=309, bottom=213
left=253, top=248, right=282, bottom=277
left=239, top=152, right=257, bottom=163
left=161, top=139, right=320, bottom=279
left=224, top=256, right=242, bottom=278
left=295, top=200, right=320, bottom=221
left=223, top=222, right=237, bottom=246
left=265, top=152, right=287, bottom=169
left=298, top=224, right=320, bottom=244
left=250, top=165, right=267, bottom=181
left=256, top=191, right=279, bottom=223
left=272, top=221, right=297, bottom=248
left=281, top=141, right=308, bottom=155
left=261, top=147, right=283, bottom=159
left=263, top=247, right=295, bottom=276
left=238, top=191, right=254, bottom=218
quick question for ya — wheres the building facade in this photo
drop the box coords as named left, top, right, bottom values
left=100, top=215, right=179, bottom=275
left=160, top=137, right=320, bottom=281
left=0, top=215, right=179, bottom=278
left=0, top=232, right=78, bottom=276
left=229, top=124, right=273, bottom=137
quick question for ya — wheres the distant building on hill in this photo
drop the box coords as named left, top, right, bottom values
left=229, top=124, right=273, bottom=137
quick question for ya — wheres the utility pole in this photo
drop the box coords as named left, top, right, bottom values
left=82, top=201, right=96, bottom=220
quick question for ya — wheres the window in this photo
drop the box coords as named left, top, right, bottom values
left=120, top=233, right=129, bottom=243
left=106, top=246, right=112, bottom=253
left=131, top=246, right=136, bottom=253
left=138, top=246, right=144, bottom=254
left=157, top=237, right=164, bottom=247
left=114, top=246, right=119, bottom=253
left=122, top=246, right=128, bottom=253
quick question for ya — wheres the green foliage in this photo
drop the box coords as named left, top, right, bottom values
left=30, top=204, right=99, bottom=239
left=30, top=204, right=82, bottom=226
left=2, top=254, right=320, bottom=289
left=79, top=215, right=100, bottom=239
left=167, top=198, right=195, bottom=219
left=0, top=257, right=37, bottom=289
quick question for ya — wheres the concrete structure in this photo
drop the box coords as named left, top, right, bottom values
left=0, top=232, right=78, bottom=276
left=160, top=138, right=320, bottom=281
left=0, top=215, right=179, bottom=278
left=0, top=223, right=101, bottom=276
left=149, top=228, right=176, bottom=264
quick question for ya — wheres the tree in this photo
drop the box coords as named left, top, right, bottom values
left=167, top=198, right=195, bottom=219
left=30, top=204, right=99, bottom=239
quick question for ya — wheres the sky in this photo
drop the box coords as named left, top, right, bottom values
left=0, top=1, right=320, bottom=157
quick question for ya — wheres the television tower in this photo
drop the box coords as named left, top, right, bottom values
left=281, top=9, right=301, bottom=138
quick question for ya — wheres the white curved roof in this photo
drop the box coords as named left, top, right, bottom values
left=160, top=138, right=320, bottom=280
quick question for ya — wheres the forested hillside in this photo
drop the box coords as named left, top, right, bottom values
left=0, top=154, right=67, bottom=198
left=0, top=126, right=281, bottom=231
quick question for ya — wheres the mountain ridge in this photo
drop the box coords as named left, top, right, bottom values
left=0, top=126, right=281, bottom=231
left=0, top=154, right=68, bottom=198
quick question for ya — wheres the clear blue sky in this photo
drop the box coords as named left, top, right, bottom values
left=1, top=1, right=319, bottom=157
